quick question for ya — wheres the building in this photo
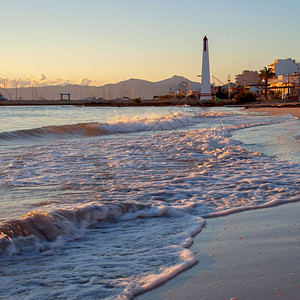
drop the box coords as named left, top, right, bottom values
left=170, top=81, right=190, bottom=96
left=267, top=58, right=300, bottom=100
left=269, top=73, right=300, bottom=100
left=235, top=70, right=260, bottom=87
left=269, top=58, right=300, bottom=76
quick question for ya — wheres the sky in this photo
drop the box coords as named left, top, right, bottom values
left=1, top=0, right=300, bottom=87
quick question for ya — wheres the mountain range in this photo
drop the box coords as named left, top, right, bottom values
left=4, top=76, right=201, bottom=100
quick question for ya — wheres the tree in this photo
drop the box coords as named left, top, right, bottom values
left=259, top=67, right=276, bottom=99
left=215, top=86, right=228, bottom=100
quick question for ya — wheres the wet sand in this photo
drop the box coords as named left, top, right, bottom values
left=135, top=105, right=300, bottom=299
left=136, top=106, right=300, bottom=299
left=136, top=202, right=300, bottom=300
left=245, top=107, right=300, bottom=119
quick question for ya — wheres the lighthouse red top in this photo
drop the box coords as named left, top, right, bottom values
left=203, top=36, right=208, bottom=51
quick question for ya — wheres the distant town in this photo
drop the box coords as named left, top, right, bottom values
left=0, top=58, right=299, bottom=105
left=235, top=58, right=299, bottom=101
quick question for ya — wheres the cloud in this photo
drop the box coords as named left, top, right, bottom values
left=79, top=77, right=97, bottom=86
left=0, top=75, right=98, bottom=88
left=38, top=74, right=47, bottom=82
left=47, top=77, right=71, bottom=86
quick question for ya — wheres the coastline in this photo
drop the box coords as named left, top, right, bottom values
left=244, top=106, right=300, bottom=119
left=0, top=99, right=230, bottom=107
left=1, top=101, right=299, bottom=299
left=136, top=202, right=300, bottom=300
left=136, top=106, right=300, bottom=300
left=1, top=99, right=299, bottom=113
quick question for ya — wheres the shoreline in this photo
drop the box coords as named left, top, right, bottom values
left=0, top=99, right=230, bottom=107
left=1, top=99, right=299, bottom=111
left=244, top=106, right=300, bottom=118
left=136, top=201, right=300, bottom=300
left=1, top=100, right=299, bottom=299
left=136, top=106, right=300, bottom=299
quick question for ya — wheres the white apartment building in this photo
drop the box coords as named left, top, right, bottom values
left=268, top=58, right=300, bottom=100
left=235, top=70, right=260, bottom=86
left=269, top=58, right=300, bottom=76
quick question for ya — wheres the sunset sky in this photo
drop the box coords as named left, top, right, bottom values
left=1, top=0, right=300, bottom=87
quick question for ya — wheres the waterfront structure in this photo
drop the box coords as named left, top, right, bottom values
left=235, top=70, right=260, bottom=87
left=269, top=58, right=300, bottom=76
left=60, top=93, right=71, bottom=101
left=200, top=36, right=211, bottom=100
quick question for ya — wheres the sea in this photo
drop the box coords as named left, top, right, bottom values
left=0, top=105, right=299, bottom=299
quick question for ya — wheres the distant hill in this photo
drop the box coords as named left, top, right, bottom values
left=5, top=75, right=201, bottom=100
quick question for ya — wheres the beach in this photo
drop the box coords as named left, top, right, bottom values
left=136, top=202, right=300, bottom=300
left=0, top=105, right=299, bottom=299
left=136, top=106, right=300, bottom=300
left=2, top=0, right=300, bottom=298
left=245, top=106, right=300, bottom=119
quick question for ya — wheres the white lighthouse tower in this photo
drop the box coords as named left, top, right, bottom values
left=200, top=36, right=211, bottom=100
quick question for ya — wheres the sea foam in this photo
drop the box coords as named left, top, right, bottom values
left=0, top=111, right=234, bottom=142
left=0, top=109, right=299, bottom=299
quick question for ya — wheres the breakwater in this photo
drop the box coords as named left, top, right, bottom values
left=0, top=98, right=231, bottom=107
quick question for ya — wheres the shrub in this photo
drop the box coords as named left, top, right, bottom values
left=132, top=98, right=142, bottom=104
left=216, top=90, right=228, bottom=99
left=233, top=91, right=256, bottom=104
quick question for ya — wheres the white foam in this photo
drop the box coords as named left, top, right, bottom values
left=0, top=109, right=299, bottom=299
left=0, top=111, right=236, bottom=143
left=129, top=248, right=197, bottom=299
left=0, top=202, right=148, bottom=255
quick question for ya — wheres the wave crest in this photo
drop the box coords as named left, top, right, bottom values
left=0, top=111, right=235, bottom=142
left=0, top=202, right=147, bottom=255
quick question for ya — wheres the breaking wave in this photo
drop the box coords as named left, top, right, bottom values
left=0, top=202, right=148, bottom=255
left=0, top=111, right=234, bottom=142
left=0, top=201, right=204, bottom=256
left=0, top=108, right=299, bottom=299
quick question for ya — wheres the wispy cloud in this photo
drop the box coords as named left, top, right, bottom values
left=79, top=77, right=94, bottom=86
left=0, top=74, right=98, bottom=88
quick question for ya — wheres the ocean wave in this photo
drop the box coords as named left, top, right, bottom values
left=0, top=111, right=234, bottom=142
left=0, top=202, right=148, bottom=255
left=0, top=200, right=203, bottom=256
left=0, top=201, right=206, bottom=300
left=1, top=113, right=299, bottom=299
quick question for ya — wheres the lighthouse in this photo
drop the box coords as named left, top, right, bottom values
left=200, top=36, right=211, bottom=100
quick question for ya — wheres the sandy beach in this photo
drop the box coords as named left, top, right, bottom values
left=136, top=202, right=300, bottom=300
left=245, top=106, right=300, bottom=119
left=136, top=107, right=300, bottom=300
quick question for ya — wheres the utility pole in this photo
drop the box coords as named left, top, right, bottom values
left=228, top=74, right=231, bottom=101
left=287, top=73, right=290, bottom=97
left=131, top=84, right=135, bottom=99
left=297, top=73, right=300, bottom=101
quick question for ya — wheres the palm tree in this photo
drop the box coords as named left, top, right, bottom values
left=259, top=67, right=276, bottom=99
